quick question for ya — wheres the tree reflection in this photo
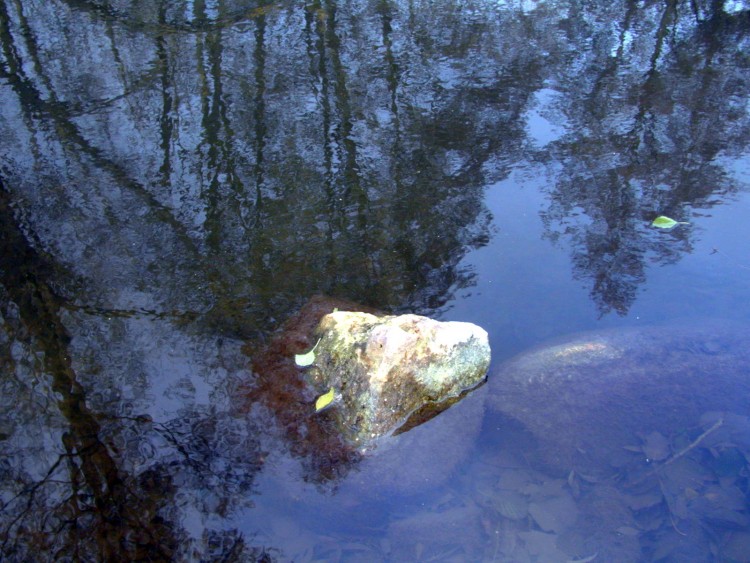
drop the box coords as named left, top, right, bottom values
left=0, top=0, right=749, bottom=559
left=536, top=0, right=749, bottom=315
left=0, top=0, right=503, bottom=556
left=0, top=184, right=176, bottom=559
left=0, top=180, right=273, bottom=559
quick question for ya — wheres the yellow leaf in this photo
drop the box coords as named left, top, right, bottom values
left=294, top=338, right=321, bottom=367
left=315, top=387, right=336, bottom=412
left=652, top=215, right=689, bottom=229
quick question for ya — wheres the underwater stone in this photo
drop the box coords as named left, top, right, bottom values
left=487, top=321, right=750, bottom=474
left=306, top=311, right=490, bottom=446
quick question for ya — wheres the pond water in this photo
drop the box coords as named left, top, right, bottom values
left=1, top=0, right=750, bottom=561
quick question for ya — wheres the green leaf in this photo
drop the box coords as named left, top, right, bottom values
left=652, top=215, right=689, bottom=229
left=294, top=338, right=321, bottom=367
left=315, top=387, right=336, bottom=412
left=295, top=350, right=316, bottom=367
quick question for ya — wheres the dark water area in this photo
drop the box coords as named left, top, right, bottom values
left=1, top=0, right=750, bottom=560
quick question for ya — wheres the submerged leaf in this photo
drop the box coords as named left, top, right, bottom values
left=652, top=215, right=689, bottom=229
left=642, top=431, right=670, bottom=461
left=568, top=554, right=599, bottom=563
left=529, top=494, right=578, bottom=533
left=315, top=387, right=337, bottom=412
left=492, top=490, right=528, bottom=520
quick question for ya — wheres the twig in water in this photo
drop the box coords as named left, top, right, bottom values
left=661, top=417, right=723, bottom=467
left=631, top=417, right=724, bottom=486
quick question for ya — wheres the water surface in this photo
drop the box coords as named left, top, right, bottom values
left=1, top=0, right=749, bottom=560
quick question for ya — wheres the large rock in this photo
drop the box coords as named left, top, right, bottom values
left=487, top=321, right=750, bottom=474
left=246, top=296, right=490, bottom=485
left=337, top=383, right=487, bottom=497
left=305, top=311, right=490, bottom=446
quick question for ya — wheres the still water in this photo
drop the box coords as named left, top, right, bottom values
left=1, top=0, right=749, bottom=561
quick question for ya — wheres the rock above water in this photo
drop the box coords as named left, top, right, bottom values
left=247, top=296, right=490, bottom=485
left=306, top=311, right=491, bottom=446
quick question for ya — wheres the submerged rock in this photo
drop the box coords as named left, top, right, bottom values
left=487, top=321, right=750, bottom=474
left=336, top=382, right=488, bottom=497
left=306, top=311, right=490, bottom=446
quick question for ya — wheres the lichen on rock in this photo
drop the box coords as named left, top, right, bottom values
left=305, top=311, right=491, bottom=446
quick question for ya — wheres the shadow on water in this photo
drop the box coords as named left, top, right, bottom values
left=1, top=0, right=750, bottom=560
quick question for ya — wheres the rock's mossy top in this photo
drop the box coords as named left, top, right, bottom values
left=307, top=311, right=491, bottom=446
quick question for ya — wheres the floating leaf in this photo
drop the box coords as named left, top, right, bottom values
left=652, top=215, right=689, bottom=229
left=315, top=387, right=337, bottom=412
left=294, top=338, right=321, bottom=367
